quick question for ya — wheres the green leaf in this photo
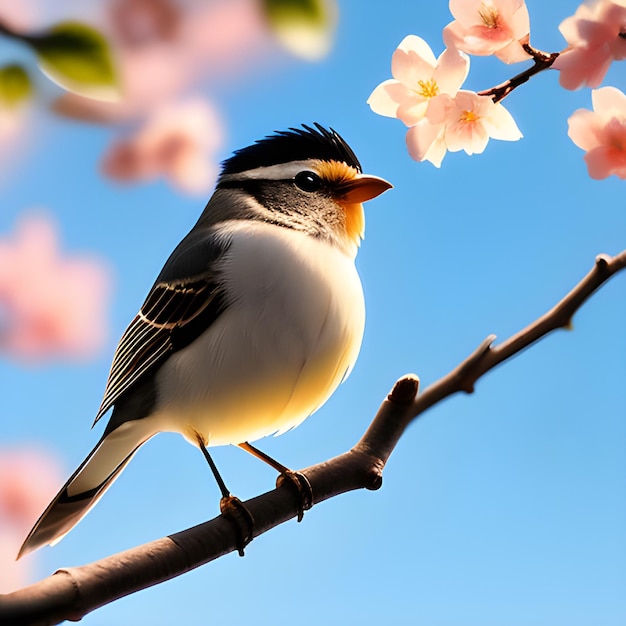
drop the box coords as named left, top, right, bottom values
left=263, top=0, right=337, bottom=61
left=0, top=64, right=32, bottom=107
left=28, top=21, right=119, bottom=101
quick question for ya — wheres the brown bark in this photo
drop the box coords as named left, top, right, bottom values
left=1, top=250, right=624, bottom=626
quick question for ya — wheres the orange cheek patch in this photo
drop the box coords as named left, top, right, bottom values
left=315, top=160, right=364, bottom=245
left=341, top=202, right=365, bottom=244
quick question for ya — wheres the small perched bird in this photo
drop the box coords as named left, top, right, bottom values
left=18, top=123, right=391, bottom=558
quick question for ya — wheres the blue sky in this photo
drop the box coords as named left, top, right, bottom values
left=1, top=1, right=625, bottom=624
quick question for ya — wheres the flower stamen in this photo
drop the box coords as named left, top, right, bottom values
left=461, top=110, right=479, bottom=123
left=478, top=3, right=500, bottom=29
left=417, top=78, right=439, bottom=99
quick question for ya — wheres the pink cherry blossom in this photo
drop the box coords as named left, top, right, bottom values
left=553, top=0, right=626, bottom=90
left=406, top=90, right=522, bottom=167
left=444, top=90, right=522, bottom=153
left=443, top=0, right=531, bottom=64
left=567, top=86, right=626, bottom=180
left=101, top=99, right=223, bottom=195
left=406, top=118, right=448, bottom=167
left=367, top=35, right=469, bottom=126
left=0, top=447, right=63, bottom=592
left=0, top=214, right=110, bottom=362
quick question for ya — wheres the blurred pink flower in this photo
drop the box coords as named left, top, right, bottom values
left=0, top=214, right=111, bottom=362
left=110, top=0, right=182, bottom=48
left=443, top=0, right=531, bottom=63
left=0, top=2, right=42, bottom=32
left=407, top=90, right=522, bottom=167
left=0, top=448, right=63, bottom=531
left=183, top=0, right=274, bottom=71
left=0, top=446, right=63, bottom=592
left=567, top=86, right=626, bottom=179
left=553, top=0, right=626, bottom=90
left=101, top=99, right=223, bottom=194
left=53, top=0, right=275, bottom=125
left=367, top=35, right=469, bottom=126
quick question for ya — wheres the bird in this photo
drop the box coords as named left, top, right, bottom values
left=18, top=123, right=392, bottom=558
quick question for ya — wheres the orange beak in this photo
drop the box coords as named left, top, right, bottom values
left=334, top=174, right=392, bottom=203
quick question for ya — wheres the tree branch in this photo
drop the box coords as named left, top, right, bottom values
left=478, top=43, right=560, bottom=103
left=1, top=250, right=624, bottom=626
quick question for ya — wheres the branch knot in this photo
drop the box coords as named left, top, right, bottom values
left=387, top=375, right=420, bottom=405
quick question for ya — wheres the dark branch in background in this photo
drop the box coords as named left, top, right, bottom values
left=1, top=250, right=625, bottom=626
left=0, top=21, right=15, bottom=39
left=479, top=43, right=561, bottom=103
left=0, top=20, right=33, bottom=45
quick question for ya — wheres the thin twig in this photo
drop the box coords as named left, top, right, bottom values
left=1, top=250, right=624, bottom=626
left=478, top=43, right=560, bottom=103
left=401, top=252, right=626, bottom=432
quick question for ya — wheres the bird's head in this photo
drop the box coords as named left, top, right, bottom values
left=214, top=124, right=392, bottom=255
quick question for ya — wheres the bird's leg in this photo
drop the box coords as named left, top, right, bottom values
left=196, top=435, right=253, bottom=557
left=238, top=441, right=313, bottom=522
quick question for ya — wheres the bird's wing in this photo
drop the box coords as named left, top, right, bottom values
left=93, top=230, right=230, bottom=425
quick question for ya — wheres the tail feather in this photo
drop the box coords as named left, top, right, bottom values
left=18, top=420, right=158, bottom=559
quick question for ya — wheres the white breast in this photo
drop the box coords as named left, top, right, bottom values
left=153, top=220, right=365, bottom=447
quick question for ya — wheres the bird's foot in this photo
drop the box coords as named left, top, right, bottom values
left=219, top=495, right=254, bottom=557
left=276, top=470, right=313, bottom=522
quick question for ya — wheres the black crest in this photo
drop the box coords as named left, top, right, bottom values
left=220, top=123, right=362, bottom=176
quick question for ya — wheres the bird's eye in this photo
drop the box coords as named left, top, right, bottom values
left=294, top=171, right=323, bottom=192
